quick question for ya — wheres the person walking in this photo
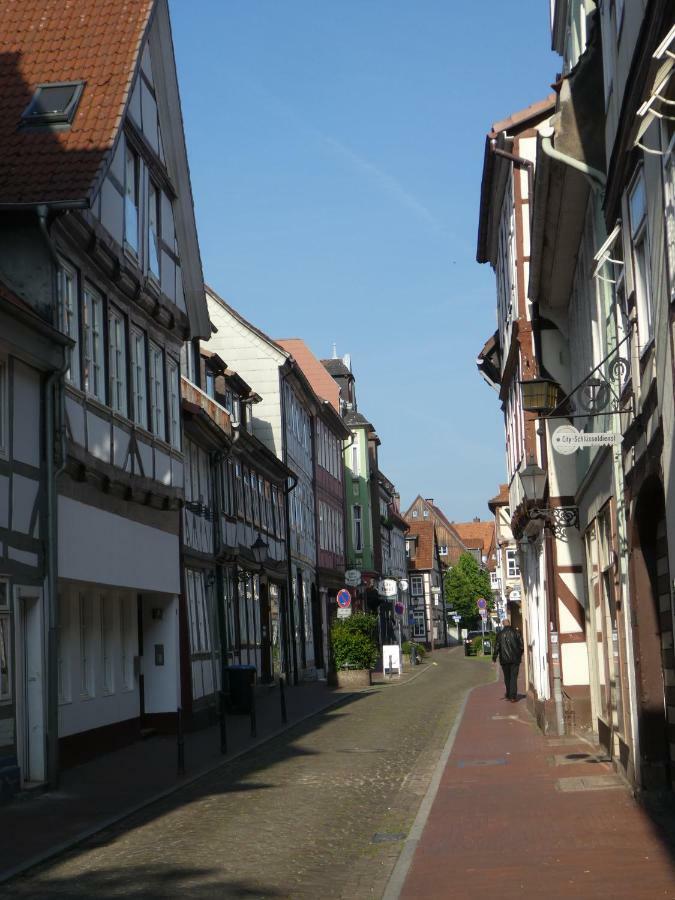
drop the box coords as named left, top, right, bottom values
left=492, top=618, right=524, bottom=702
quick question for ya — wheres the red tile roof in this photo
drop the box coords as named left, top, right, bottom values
left=452, top=520, right=496, bottom=559
left=276, top=339, right=341, bottom=412
left=407, top=520, right=437, bottom=571
left=488, top=484, right=509, bottom=511
left=0, top=0, right=154, bottom=205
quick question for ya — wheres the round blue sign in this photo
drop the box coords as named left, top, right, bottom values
left=337, top=589, right=351, bottom=608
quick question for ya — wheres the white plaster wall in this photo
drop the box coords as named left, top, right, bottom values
left=58, top=588, right=140, bottom=738
left=12, top=361, right=40, bottom=467
left=58, top=496, right=180, bottom=593
left=141, top=594, right=179, bottom=714
left=561, top=642, right=591, bottom=686
left=206, top=293, right=284, bottom=458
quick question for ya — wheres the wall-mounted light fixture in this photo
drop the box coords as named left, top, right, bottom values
left=518, top=456, right=578, bottom=539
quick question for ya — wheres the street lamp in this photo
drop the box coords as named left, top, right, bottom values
left=518, top=455, right=578, bottom=538
left=251, top=533, right=269, bottom=565
left=519, top=378, right=560, bottom=415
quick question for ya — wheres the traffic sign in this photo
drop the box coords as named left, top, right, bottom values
left=394, top=601, right=404, bottom=616
left=480, top=609, right=488, bottom=620
left=337, top=589, right=351, bottom=608
left=452, top=614, right=461, bottom=623
left=477, top=598, right=487, bottom=610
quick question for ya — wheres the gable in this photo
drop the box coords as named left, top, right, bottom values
left=92, top=0, right=209, bottom=339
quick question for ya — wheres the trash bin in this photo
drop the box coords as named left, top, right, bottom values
left=483, top=639, right=492, bottom=656
left=224, top=664, right=256, bottom=713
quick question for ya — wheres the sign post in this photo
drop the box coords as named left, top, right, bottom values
left=337, top=588, right=352, bottom=619
left=477, top=597, right=487, bottom=647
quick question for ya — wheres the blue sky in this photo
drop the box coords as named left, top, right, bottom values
left=169, top=0, right=558, bottom=520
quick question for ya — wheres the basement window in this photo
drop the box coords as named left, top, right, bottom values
left=22, top=82, right=84, bottom=126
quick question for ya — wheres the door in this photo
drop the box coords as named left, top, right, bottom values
left=16, top=588, right=45, bottom=784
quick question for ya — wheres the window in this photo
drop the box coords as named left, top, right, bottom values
left=101, top=597, right=114, bottom=695
left=413, top=609, right=426, bottom=639
left=125, top=145, right=140, bottom=254
left=0, top=357, right=7, bottom=461
left=148, top=181, right=160, bottom=279
left=21, top=81, right=84, bottom=126
left=57, top=262, right=80, bottom=387
left=149, top=342, right=165, bottom=440
left=79, top=593, right=95, bottom=698
left=491, top=571, right=500, bottom=589
left=506, top=549, right=520, bottom=578
left=0, top=579, right=10, bottom=702
left=120, top=594, right=135, bottom=691
left=353, top=504, right=363, bottom=552
left=130, top=327, right=148, bottom=429
left=628, top=170, right=654, bottom=347
left=168, top=358, right=181, bottom=449
left=180, top=341, right=196, bottom=385
left=108, top=307, right=127, bottom=416
left=351, top=437, right=360, bottom=477
left=205, top=371, right=215, bottom=399
left=412, top=510, right=418, bottom=518
left=411, top=575, right=424, bottom=596
left=82, top=285, right=105, bottom=401
left=423, top=509, right=429, bottom=518
left=439, top=545, right=448, bottom=556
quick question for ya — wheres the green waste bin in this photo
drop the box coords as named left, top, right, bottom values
left=225, top=664, right=256, bottom=713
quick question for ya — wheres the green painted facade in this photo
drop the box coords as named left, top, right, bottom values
left=343, top=424, right=376, bottom=574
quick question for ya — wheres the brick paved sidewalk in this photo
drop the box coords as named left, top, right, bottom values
left=0, top=679, right=355, bottom=883
left=394, top=675, right=675, bottom=899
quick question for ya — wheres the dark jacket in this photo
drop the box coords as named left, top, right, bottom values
left=493, top=626, right=524, bottom=665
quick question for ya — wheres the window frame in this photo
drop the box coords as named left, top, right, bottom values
left=411, top=574, right=424, bottom=597
left=167, top=356, right=181, bottom=449
left=148, top=340, right=166, bottom=441
left=108, top=305, right=128, bottom=417
left=148, top=179, right=161, bottom=281
left=57, top=260, right=80, bottom=388
left=0, top=355, right=7, bottom=462
left=353, top=504, right=363, bottom=552
left=82, top=283, right=106, bottom=403
left=130, top=326, right=148, bottom=430
left=0, top=577, right=11, bottom=703
left=124, top=143, right=140, bottom=257
left=628, top=168, right=654, bottom=350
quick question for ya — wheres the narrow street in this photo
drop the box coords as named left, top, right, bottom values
left=5, top=650, right=492, bottom=899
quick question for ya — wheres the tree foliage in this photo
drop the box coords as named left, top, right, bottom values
left=445, top=552, right=493, bottom=625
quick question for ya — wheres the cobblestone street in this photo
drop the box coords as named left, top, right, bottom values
left=5, top=649, right=491, bottom=899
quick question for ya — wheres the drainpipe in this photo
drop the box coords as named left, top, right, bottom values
left=490, top=142, right=535, bottom=227
left=38, top=205, right=69, bottom=789
left=539, top=126, right=606, bottom=194
left=282, top=472, right=299, bottom=684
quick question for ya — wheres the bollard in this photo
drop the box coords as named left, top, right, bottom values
left=250, top=679, right=257, bottom=738
left=177, top=706, right=185, bottom=776
left=388, top=654, right=393, bottom=680
left=279, top=675, right=288, bottom=724
left=219, top=688, right=228, bottom=755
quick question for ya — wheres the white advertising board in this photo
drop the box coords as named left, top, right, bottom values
left=383, top=644, right=401, bottom=675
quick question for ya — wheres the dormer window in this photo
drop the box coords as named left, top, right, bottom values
left=22, top=81, right=84, bottom=126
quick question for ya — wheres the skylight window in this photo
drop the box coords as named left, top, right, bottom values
left=22, top=82, right=84, bottom=126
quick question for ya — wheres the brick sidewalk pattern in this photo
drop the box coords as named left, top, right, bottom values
left=399, top=676, right=675, bottom=899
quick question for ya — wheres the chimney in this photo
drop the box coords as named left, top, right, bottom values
left=425, top=498, right=434, bottom=504
left=473, top=516, right=480, bottom=523
left=332, top=342, right=338, bottom=359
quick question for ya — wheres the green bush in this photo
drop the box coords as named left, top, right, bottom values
left=472, top=633, right=496, bottom=655
left=331, top=613, right=379, bottom=670
left=402, top=640, right=426, bottom=660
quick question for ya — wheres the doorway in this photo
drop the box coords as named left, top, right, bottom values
left=630, top=476, right=672, bottom=790
left=15, top=587, right=45, bottom=785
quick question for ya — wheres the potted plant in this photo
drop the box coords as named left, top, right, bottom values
left=330, top=613, right=379, bottom=687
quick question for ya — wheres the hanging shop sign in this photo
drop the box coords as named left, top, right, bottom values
left=345, top=569, right=361, bottom=587
left=379, top=578, right=398, bottom=598
left=552, top=425, right=621, bottom=455
left=398, top=579, right=408, bottom=592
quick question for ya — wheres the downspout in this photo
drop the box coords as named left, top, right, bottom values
left=539, top=126, right=606, bottom=194
left=490, top=143, right=535, bottom=228
left=40, top=203, right=69, bottom=788
left=283, top=472, right=299, bottom=684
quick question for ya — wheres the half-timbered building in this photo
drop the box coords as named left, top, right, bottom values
left=0, top=0, right=211, bottom=783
